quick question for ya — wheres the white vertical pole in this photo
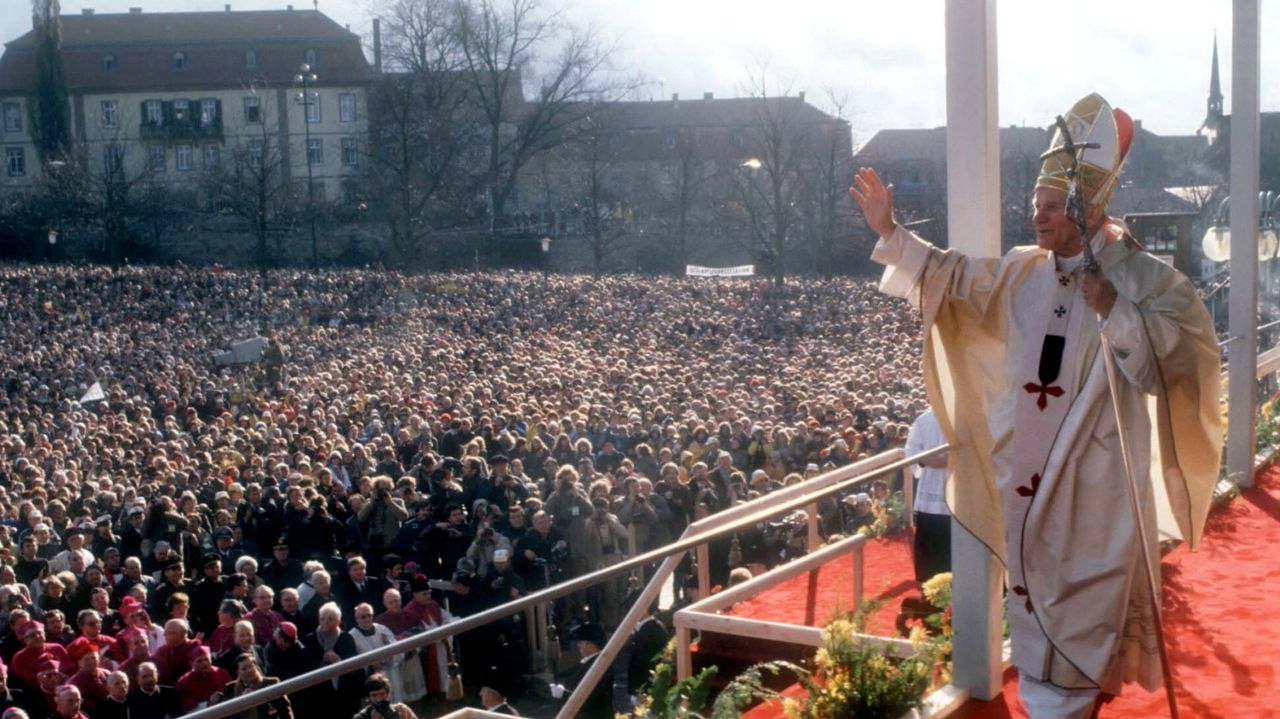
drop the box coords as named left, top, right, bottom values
left=944, top=0, right=1003, bottom=701
left=1228, top=0, right=1261, bottom=488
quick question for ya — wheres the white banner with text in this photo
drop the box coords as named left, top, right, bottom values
left=685, top=264, right=756, bottom=277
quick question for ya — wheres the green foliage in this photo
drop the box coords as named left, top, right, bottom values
left=622, top=662, right=718, bottom=719
left=707, top=606, right=936, bottom=719
left=708, top=660, right=809, bottom=719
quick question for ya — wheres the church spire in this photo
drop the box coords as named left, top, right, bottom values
left=1199, top=33, right=1224, bottom=142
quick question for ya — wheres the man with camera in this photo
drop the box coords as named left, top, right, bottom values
left=351, top=673, right=414, bottom=719
left=357, top=477, right=408, bottom=557
left=423, top=504, right=472, bottom=580
left=513, top=511, right=564, bottom=591
left=544, top=467, right=593, bottom=623
left=584, top=497, right=628, bottom=630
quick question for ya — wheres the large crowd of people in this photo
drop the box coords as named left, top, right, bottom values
left=0, top=265, right=926, bottom=718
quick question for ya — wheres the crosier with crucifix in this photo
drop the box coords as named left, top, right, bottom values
left=850, top=93, right=1222, bottom=719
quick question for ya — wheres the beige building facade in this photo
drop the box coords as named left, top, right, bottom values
left=0, top=7, right=372, bottom=203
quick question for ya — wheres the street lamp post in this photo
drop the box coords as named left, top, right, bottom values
left=45, top=159, right=66, bottom=261
left=540, top=236, right=552, bottom=278
left=1202, top=191, right=1280, bottom=340
left=294, top=64, right=320, bottom=269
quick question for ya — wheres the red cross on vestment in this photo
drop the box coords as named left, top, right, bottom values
left=1016, top=473, right=1042, bottom=498
left=1022, top=382, right=1064, bottom=410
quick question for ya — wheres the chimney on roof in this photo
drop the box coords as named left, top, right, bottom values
left=82, top=8, right=95, bottom=15
left=287, top=4, right=293, bottom=10
left=703, top=92, right=713, bottom=101
left=225, top=4, right=231, bottom=11
left=671, top=93, right=679, bottom=102
left=372, top=18, right=383, bottom=74
left=798, top=91, right=806, bottom=102
left=129, top=7, right=142, bottom=13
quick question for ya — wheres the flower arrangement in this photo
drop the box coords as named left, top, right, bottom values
left=907, top=572, right=953, bottom=688
left=701, top=603, right=937, bottom=719
left=857, top=490, right=910, bottom=539
left=1257, top=390, right=1280, bottom=452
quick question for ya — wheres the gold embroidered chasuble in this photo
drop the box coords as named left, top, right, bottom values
left=872, top=224, right=1221, bottom=694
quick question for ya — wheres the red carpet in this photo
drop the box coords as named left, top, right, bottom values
left=725, top=533, right=918, bottom=635
left=953, top=467, right=1280, bottom=719
left=734, top=468, right=1280, bottom=719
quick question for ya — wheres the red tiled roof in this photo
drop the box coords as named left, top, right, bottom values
left=0, top=10, right=372, bottom=93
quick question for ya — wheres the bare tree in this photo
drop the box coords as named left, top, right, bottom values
left=450, top=0, right=629, bottom=245
left=53, top=137, right=156, bottom=266
left=367, top=0, right=476, bottom=267
left=723, top=70, right=814, bottom=287
left=202, top=120, right=295, bottom=273
left=656, top=127, right=715, bottom=272
left=795, top=89, right=855, bottom=275
left=572, top=106, right=627, bottom=275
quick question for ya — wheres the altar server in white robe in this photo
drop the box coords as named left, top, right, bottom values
left=349, top=602, right=404, bottom=701
left=850, top=93, right=1221, bottom=719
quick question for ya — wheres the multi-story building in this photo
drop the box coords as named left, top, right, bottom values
left=0, top=6, right=372, bottom=202
left=518, top=92, right=855, bottom=273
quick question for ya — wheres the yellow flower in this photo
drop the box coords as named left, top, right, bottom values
left=921, top=572, right=952, bottom=603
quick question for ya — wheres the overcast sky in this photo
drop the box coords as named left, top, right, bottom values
left=3, top=0, right=1273, bottom=144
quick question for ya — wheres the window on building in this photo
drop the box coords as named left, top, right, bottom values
left=145, top=100, right=162, bottom=126
left=245, top=49, right=258, bottom=69
left=307, top=138, right=324, bottom=166
left=305, top=95, right=321, bottom=124
left=176, top=144, right=193, bottom=171
left=339, top=93, right=356, bottom=122
left=203, top=144, right=221, bottom=167
left=305, top=49, right=317, bottom=67
left=6, top=148, right=24, bottom=177
left=103, top=54, right=116, bottom=71
left=104, top=145, right=124, bottom=173
left=243, top=96, right=261, bottom=124
left=173, top=100, right=189, bottom=123
left=100, top=100, right=118, bottom=128
left=2, top=102, right=20, bottom=133
left=248, top=139, right=264, bottom=162
left=341, top=137, right=357, bottom=166
left=148, top=145, right=166, bottom=173
left=200, top=99, right=217, bottom=128
left=173, top=52, right=187, bottom=70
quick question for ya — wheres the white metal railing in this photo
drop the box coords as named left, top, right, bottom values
left=177, top=447, right=939, bottom=719
left=556, top=446, right=937, bottom=718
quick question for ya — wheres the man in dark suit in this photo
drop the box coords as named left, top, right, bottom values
left=551, top=623, right=613, bottom=719
left=626, top=602, right=671, bottom=698
left=127, top=662, right=182, bottom=719
left=335, top=557, right=387, bottom=623
left=0, top=663, right=33, bottom=717
left=216, top=653, right=292, bottom=719
left=259, top=544, right=304, bottom=594
left=300, top=603, right=362, bottom=719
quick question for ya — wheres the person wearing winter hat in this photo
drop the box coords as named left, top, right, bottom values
left=175, top=646, right=230, bottom=711
left=549, top=623, right=613, bottom=719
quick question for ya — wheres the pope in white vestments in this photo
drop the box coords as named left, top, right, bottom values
left=851, top=94, right=1221, bottom=719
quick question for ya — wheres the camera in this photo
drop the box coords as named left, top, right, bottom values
left=372, top=700, right=394, bottom=717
